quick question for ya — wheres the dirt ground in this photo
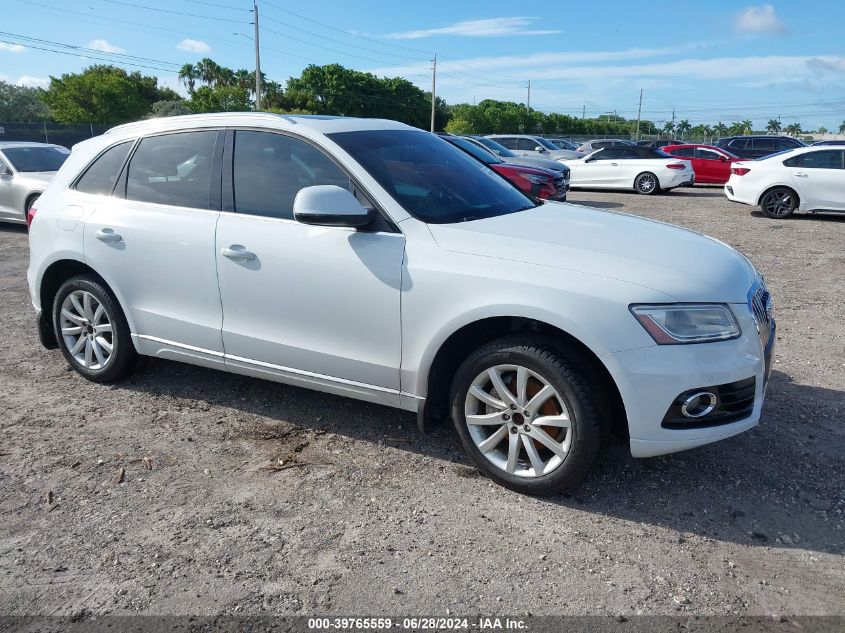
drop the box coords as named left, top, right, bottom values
left=0, top=187, right=843, bottom=618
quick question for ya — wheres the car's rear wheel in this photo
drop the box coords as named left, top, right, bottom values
left=450, top=337, right=603, bottom=496
left=634, top=172, right=660, bottom=195
left=53, top=275, right=136, bottom=383
left=759, top=187, right=797, bottom=218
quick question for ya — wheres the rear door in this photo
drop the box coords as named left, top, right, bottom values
left=83, top=130, right=225, bottom=359
left=750, top=137, right=776, bottom=159
left=787, top=150, right=845, bottom=210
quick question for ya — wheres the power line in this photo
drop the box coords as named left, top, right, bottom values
left=100, top=0, right=248, bottom=23
left=261, top=25, right=408, bottom=67
left=0, top=37, right=176, bottom=73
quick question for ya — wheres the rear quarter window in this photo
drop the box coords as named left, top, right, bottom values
left=75, top=141, right=134, bottom=196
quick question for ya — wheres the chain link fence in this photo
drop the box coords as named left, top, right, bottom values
left=0, top=123, right=110, bottom=148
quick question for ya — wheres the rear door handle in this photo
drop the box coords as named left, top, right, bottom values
left=95, top=228, right=122, bottom=244
left=794, top=172, right=808, bottom=178
left=610, top=162, right=619, bottom=166
left=221, top=245, right=256, bottom=261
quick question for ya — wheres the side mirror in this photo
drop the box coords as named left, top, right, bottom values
left=534, top=146, right=545, bottom=153
left=720, top=156, right=728, bottom=162
left=293, top=185, right=374, bottom=228
left=0, top=164, right=10, bottom=177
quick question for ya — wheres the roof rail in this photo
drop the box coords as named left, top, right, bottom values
left=105, top=111, right=297, bottom=135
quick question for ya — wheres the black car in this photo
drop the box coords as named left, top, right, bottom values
left=636, top=139, right=681, bottom=149
left=811, top=140, right=845, bottom=146
left=714, top=135, right=806, bottom=159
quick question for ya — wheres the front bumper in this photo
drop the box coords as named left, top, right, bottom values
left=601, top=303, right=774, bottom=458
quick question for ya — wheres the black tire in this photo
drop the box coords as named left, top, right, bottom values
left=52, top=275, right=136, bottom=383
left=634, top=171, right=660, bottom=195
left=449, top=336, right=603, bottom=496
left=759, top=187, right=797, bottom=218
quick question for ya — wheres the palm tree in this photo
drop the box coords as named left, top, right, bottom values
left=817, top=126, right=828, bottom=135
left=676, top=119, right=692, bottom=139
left=839, top=121, right=845, bottom=134
left=662, top=121, right=675, bottom=136
left=741, top=119, right=753, bottom=135
left=784, top=122, right=802, bottom=137
left=196, top=58, right=222, bottom=87
left=713, top=122, right=728, bottom=138
left=234, top=69, right=252, bottom=92
left=729, top=121, right=744, bottom=135
left=766, top=119, right=781, bottom=134
left=178, top=63, right=199, bottom=94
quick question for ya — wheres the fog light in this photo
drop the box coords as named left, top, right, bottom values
left=680, top=392, right=718, bottom=418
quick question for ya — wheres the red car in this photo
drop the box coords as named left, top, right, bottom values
left=662, top=144, right=740, bottom=184
left=440, top=134, right=568, bottom=201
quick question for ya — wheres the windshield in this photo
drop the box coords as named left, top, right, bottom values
left=2, top=146, right=69, bottom=172
left=472, top=136, right=516, bottom=158
left=444, top=136, right=502, bottom=165
left=328, top=130, right=536, bottom=224
left=536, top=138, right=559, bottom=150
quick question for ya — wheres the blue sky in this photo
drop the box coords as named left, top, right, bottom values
left=1, top=0, right=844, bottom=130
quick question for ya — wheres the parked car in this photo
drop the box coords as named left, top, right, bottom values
left=636, top=139, right=682, bottom=150
left=662, top=144, right=741, bottom=184
left=714, top=135, right=805, bottom=160
left=462, top=135, right=571, bottom=175
left=439, top=134, right=568, bottom=201
left=724, top=146, right=845, bottom=218
left=811, top=140, right=845, bottom=146
left=29, top=113, right=774, bottom=495
left=546, top=138, right=579, bottom=151
left=0, top=142, right=69, bottom=225
left=486, top=134, right=583, bottom=160
left=576, top=139, right=636, bottom=153
left=567, top=146, right=694, bottom=194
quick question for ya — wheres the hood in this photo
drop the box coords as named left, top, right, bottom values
left=503, top=155, right=570, bottom=174
left=428, top=203, right=756, bottom=303
left=15, top=171, right=56, bottom=186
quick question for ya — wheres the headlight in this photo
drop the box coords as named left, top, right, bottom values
left=630, top=304, right=741, bottom=344
left=519, top=173, right=549, bottom=185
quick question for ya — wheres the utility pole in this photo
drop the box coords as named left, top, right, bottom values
left=635, top=88, right=643, bottom=140
left=430, top=53, right=437, bottom=132
left=526, top=78, right=531, bottom=111
left=253, top=1, right=262, bottom=110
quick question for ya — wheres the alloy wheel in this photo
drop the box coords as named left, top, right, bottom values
left=464, top=364, right=572, bottom=478
left=636, top=173, right=657, bottom=194
left=59, top=290, right=114, bottom=371
left=762, top=189, right=794, bottom=217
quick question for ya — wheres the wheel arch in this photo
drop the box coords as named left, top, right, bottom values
left=24, top=190, right=42, bottom=213
left=417, top=315, right=628, bottom=442
left=633, top=170, right=660, bottom=193
left=756, top=183, right=800, bottom=208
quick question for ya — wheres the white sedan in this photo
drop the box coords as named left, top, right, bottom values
left=724, top=146, right=845, bottom=218
left=564, top=146, right=694, bottom=194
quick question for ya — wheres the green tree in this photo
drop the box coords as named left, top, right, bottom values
left=840, top=121, right=845, bottom=134
left=189, top=85, right=252, bottom=113
left=0, top=81, right=50, bottom=121
left=662, top=121, right=675, bottom=136
left=784, top=122, right=803, bottom=136
left=444, top=118, right=475, bottom=135
left=42, top=65, right=172, bottom=124
left=676, top=119, right=692, bottom=139
left=741, top=119, right=753, bottom=135
left=178, top=63, right=199, bottom=94
left=766, top=119, right=781, bottom=134
left=147, top=100, right=193, bottom=118
left=713, top=122, right=728, bottom=137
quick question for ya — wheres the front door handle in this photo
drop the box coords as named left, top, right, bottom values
left=221, top=245, right=256, bottom=261
left=95, top=228, right=122, bottom=244
left=794, top=171, right=808, bottom=178
left=610, top=162, right=619, bottom=166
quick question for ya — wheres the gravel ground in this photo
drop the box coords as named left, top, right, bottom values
left=0, top=187, right=843, bottom=618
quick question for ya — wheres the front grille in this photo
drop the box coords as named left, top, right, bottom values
left=662, top=377, right=756, bottom=429
left=748, top=281, right=773, bottom=349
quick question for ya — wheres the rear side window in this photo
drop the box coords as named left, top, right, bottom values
left=516, top=138, right=537, bottom=151
left=784, top=150, right=844, bottom=169
left=752, top=138, right=776, bottom=151
left=672, top=147, right=696, bottom=157
left=777, top=138, right=801, bottom=151
left=728, top=139, right=748, bottom=150
left=696, top=148, right=722, bottom=160
left=125, top=131, right=217, bottom=209
left=75, top=141, right=133, bottom=195
left=496, top=137, right=518, bottom=150
left=233, top=131, right=350, bottom=220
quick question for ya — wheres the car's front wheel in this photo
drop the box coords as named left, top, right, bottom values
left=450, top=337, right=603, bottom=495
left=759, top=187, right=797, bottom=218
left=634, top=172, right=660, bottom=195
left=53, top=275, right=136, bottom=383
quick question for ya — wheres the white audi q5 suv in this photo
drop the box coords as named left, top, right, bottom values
left=28, top=113, right=775, bottom=495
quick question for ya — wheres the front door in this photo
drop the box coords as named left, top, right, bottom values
left=215, top=130, right=405, bottom=401
left=788, top=149, right=845, bottom=210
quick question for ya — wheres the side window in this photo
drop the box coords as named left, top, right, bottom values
left=752, top=138, right=775, bottom=151
left=696, top=148, right=721, bottom=160
left=75, top=141, right=133, bottom=195
left=233, top=131, right=350, bottom=220
left=595, top=148, right=624, bottom=159
left=673, top=147, right=695, bottom=157
left=125, top=131, right=217, bottom=209
left=517, top=138, right=537, bottom=151
left=791, top=150, right=844, bottom=169
left=593, top=141, right=614, bottom=149
left=497, top=137, right=518, bottom=150
left=777, top=138, right=801, bottom=151
left=729, top=139, right=747, bottom=150
left=619, top=149, right=641, bottom=159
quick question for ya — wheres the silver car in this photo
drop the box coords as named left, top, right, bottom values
left=486, top=134, right=583, bottom=161
left=575, top=139, right=636, bottom=154
left=0, top=142, right=69, bottom=225
left=463, top=136, right=570, bottom=175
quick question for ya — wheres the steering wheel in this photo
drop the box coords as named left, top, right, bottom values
left=416, top=187, right=469, bottom=215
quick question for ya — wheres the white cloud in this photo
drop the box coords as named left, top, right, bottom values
left=387, top=17, right=559, bottom=40
left=734, top=4, right=787, bottom=35
left=16, top=76, right=48, bottom=88
left=177, top=38, right=211, bottom=53
left=0, top=42, right=25, bottom=53
left=88, top=39, right=124, bottom=54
